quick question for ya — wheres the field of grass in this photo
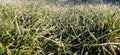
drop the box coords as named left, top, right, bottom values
left=0, top=0, right=120, bottom=55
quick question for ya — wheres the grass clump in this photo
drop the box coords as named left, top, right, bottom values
left=0, top=0, right=120, bottom=55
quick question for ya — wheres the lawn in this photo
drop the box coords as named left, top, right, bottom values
left=0, top=0, right=120, bottom=55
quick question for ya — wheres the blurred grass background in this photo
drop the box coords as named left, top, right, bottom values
left=0, top=0, right=120, bottom=55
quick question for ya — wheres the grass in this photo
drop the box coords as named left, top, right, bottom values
left=0, top=0, right=120, bottom=55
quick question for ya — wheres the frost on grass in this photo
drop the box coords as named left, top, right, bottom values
left=0, top=0, right=120, bottom=55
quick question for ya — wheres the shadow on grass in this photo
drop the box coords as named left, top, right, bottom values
left=45, top=0, right=120, bottom=6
